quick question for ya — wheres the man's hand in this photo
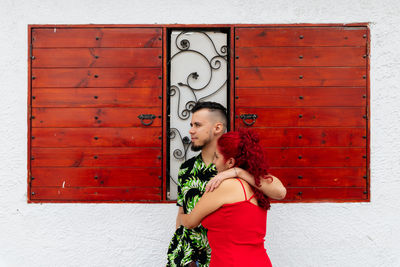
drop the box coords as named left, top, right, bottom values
left=205, top=168, right=236, bottom=193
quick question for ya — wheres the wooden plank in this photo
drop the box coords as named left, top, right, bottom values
left=31, top=127, right=162, bottom=147
left=32, top=28, right=162, bottom=48
left=236, top=47, right=367, bottom=67
left=269, top=167, right=366, bottom=187
left=255, top=127, right=366, bottom=147
left=236, top=87, right=366, bottom=107
left=31, top=167, right=161, bottom=187
left=236, top=107, right=366, bottom=127
left=264, top=147, right=367, bottom=167
left=31, top=147, right=162, bottom=167
left=32, top=88, right=162, bottom=108
left=32, top=107, right=162, bottom=127
left=32, top=48, right=162, bottom=68
left=32, top=68, right=162, bottom=88
left=235, top=27, right=367, bottom=47
left=236, top=67, right=366, bottom=87
left=280, top=187, right=367, bottom=202
left=30, top=186, right=161, bottom=201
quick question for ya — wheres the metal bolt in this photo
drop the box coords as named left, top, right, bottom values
left=363, top=155, right=367, bottom=159
left=31, top=156, right=35, bottom=160
left=158, top=37, right=162, bottom=40
left=299, top=75, right=303, bottom=79
left=299, top=55, right=303, bottom=59
left=94, top=116, right=98, bottom=120
left=363, top=191, right=368, bottom=194
left=298, top=155, right=302, bottom=159
left=32, top=136, right=35, bottom=139
left=95, top=55, right=99, bottom=59
left=94, top=75, right=99, bottom=78
left=363, top=115, right=367, bottom=119
left=236, top=36, right=239, bottom=40
left=32, top=96, right=36, bottom=100
left=158, top=136, right=162, bottom=140
left=94, top=155, right=98, bottom=159
left=32, top=76, right=36, bottom=80
left=158, top=55, right=162, bottom=59
left=363, top=55, right=367, bottom=59
left=236, top=76, right=239, bottom=80
left=298, top=175, right=303, bottom=179
left=158, top=115, right=162, bottom=118
left=31, top=116, right=35, bottom=119
left=363, top=75, right=366, bottom=79
left=363, top=136, right=367, bottom=139
left=96, top=37, right=100, bottom=40
left=31, top=56, right=35, bottom=60
left=235, top=96, right=239, bottom=99
left=298, top=135, right=302, bottom=139
left=94, top=176, right=98, bottom=179
left=94, top=136, right=98, bottom=140
left=158, top=76, right=162, bottom=79
left=157, top=156, right=161, bottom=159
left=158, top=96, right=162, bottom=99
left=298, top=191, right=303, bottom=195
left=235, top=115, right=239, bottom=118
left=299, top=114, right=303, bottom=118
left=236, top=56, right=239, bottom=59
left=299, top=35, right=304, bottom=39
left=299, top=96, right=303, bottom=100
left=31, top=192, right=35, bottom=195
left=363, top=175, right=367, bottom=179
left=158, top=176, right=162, bottom=179
left=363, top=34, right=367, bottom=38
left=363, top=95, right=366, bottom=98
left=94, top=96, right=98, bottom=99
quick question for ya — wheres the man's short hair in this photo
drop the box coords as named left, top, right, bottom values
left=191, top=101, right=227, bottom=129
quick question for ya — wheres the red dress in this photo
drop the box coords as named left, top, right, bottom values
left=202, top=179, right=272, bottom=267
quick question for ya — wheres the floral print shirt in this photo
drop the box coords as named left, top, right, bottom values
left=167, top=154, right=217, bottom=267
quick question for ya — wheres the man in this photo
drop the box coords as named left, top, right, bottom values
left=166, top=102, right=286, bottom=267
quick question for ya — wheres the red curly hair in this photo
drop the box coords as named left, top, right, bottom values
left=217, top=128, right=271, bottom=210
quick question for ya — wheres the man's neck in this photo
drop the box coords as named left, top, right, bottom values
left=200, top=139, right=217, bottom=166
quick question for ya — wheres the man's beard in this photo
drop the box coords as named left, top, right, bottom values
left=191, top=137, right=212, bottom=152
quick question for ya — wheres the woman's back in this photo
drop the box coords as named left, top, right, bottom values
left=202, top=178, right=272, bottom=267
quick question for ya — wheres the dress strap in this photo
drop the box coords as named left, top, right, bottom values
left=248, top=193, right=255, bottom=201
left=236, top=178, right=247, bottom=201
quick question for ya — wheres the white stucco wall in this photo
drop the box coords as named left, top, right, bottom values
left=1, top=0, right=399, bottom=266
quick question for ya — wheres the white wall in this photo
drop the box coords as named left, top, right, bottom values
left=1, top=0, right=399, bottom=266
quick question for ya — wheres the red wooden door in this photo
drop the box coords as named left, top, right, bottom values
left=29, top=27, right=163, bottom=202
left=234, top=26, right=369, bottom=202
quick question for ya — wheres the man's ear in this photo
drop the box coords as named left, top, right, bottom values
left=226, top=157, right=235, bottom=169
left=214, top=122, right=224, bottom=136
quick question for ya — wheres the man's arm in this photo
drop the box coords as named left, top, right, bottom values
left=206, top=168, right=287, bottom=200
left=177, top=180, right=235, bottom=229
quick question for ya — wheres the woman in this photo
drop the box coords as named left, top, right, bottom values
left=178, top=129, right=274, bottom=267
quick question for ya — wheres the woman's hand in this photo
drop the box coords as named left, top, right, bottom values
left=205, top=168, right=237, bottom=193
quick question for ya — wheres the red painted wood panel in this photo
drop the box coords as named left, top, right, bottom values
left=32, top=68, right=162, bottom=88
left=236, top=107, right=366, bottom=127
left=269, top=167, right=366, bottom=187
left=236, top=87, right=366, bottom=107
left=255, top=127, right=366, bottom=147
left=32, top=48, right=162, bottom=68
left=30, top=186, right=161, bottom=201
left=31, top=167, right=161, bottom=187
left=265, top=147, right=367, bottom=167
left=31, top=128, right=161, bottom=147
left=31, top=147, right=162, bottom=167
left=236, top=67, right=366, bottom=87
left=32, top=28, right=162, bottom=48
left=32, top=88, right=162, bottom=108
left=280, top=187, right=367, bottom=202
left=32, top=107, right=162, bottom=127
left=236, top=47, right=367, bottom=67
left=235, top=27, right=367, bottom=47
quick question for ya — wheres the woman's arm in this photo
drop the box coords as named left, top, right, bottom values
left=178, top=180, right=235, bottom=229
left=206, top=168, right=287, bottom=200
